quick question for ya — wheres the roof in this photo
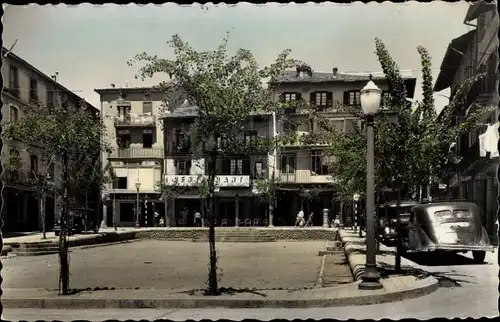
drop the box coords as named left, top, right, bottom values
left=434, top=30, right=477, bottom=92
left=277, top=70, right=417, bottom=98
left=2, top=47, right=98, bottom=113
left=412, top=201, right=478, bottom=211
left=94, top=86, right=164, bottom=95
left=464, top=1, right=497, bottom=23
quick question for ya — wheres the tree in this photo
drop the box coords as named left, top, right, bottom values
left=129, top=33, right=298, bottom=295
left=254, top=176, right=280, bottom=227
left=314, top=38, right=492, bottom=270
left=3, top=101, right=111, bottom=295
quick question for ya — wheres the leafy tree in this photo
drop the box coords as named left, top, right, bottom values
left=313, top=38, right=492, bottom=270
left=3, top=101, right=111, bottom=295
left=129, top=33, right=297, bottom=295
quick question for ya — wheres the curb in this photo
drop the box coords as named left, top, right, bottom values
left=1, top=277, right=439, bottom=309
left=314, top=255, right=326, bottom=288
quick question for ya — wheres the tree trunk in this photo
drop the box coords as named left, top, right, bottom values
left=59, top=151, right=70, bottom=295
left=395, top=187, right=402, bottom=272
left=164, top=196, right=170, bottom=227
left=206, top=150, right=219, bottom=295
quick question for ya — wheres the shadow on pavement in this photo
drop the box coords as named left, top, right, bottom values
left=403, top=252, right=491, bottom=266
left=377, top=262, right=475, bottom=288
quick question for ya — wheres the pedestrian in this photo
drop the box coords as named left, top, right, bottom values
left=194, top=211, right=202, bottom=227
left=295, top=209, right=305, bottom=227
left=154, top=210, right=160, bottom=227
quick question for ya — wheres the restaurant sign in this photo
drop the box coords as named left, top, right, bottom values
left=164, top=175, right=250, bottom=187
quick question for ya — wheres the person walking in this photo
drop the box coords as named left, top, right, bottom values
left=194, top=211, right=202, bottom=227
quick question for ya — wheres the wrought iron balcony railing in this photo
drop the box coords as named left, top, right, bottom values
left=114, top=114, right=156, bottom=127
left=109, top=147, right=164, bottom=158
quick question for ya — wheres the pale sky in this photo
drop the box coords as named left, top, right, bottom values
left=3, top=2, right=473, bottom=112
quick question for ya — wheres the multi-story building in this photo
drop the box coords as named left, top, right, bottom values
left=434, top=1, right=499, bottom=237
left=161, top=66, right=416, bottom=227
left=95, top=87, right=165, bottom=227
left=163, top=100, right=273, bottom=227
left=1, top=47, right=99, bottom=233
left=273, top=66, right=416, bottom=226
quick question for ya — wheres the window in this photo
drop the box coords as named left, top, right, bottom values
left=30, top=155, right=39, bottom=179
left=118, top=105, right=131, bottom=117
left=143, top=102, right=153, bottom=115
left=280, top=155, right=296, bottom=174
left=175, top=130, right=190, bottom=151
left=48, top=162, right=55, bottom=181
left=382, top=91, right=391, bottom=107
left=142, top=132, right=153, bottom=148
left=117, top=177, right=128, bottom=189
left=344, top=91, right=361, bottom=106
left=283, top=120, right=297, bottom=133
left=61, top=93, right=68, bottom=108
left=315, top=92, right=327, bottom=106
left=175, top=160, right=191, bottom=175
left=118, top=135, right=131, bottom=149
left=282, top=92, right=299, bottom=101
left=230, top=159, right=243, bottom=175
left=311, top=151, right=329, bottom=175
left=9, top=65, right=19, bottom=97
left=29, top=78, right=38, bottom=102
left=46, top=89, right=54, bottom=107
left=9, top=106, right=18, bottom=122
left=254, top=161, right=265, bottom=179
left=244, top=130, right=257, bottom=146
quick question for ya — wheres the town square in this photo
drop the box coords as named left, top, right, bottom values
left=1, top=1, right=499, bottom=320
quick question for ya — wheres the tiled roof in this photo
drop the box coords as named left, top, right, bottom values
left=276, top=70, right=415, bottom=84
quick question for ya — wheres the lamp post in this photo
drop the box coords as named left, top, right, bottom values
left=135, top=181, right=141, bottom=228
left=358, top=75, right=383, bottom=290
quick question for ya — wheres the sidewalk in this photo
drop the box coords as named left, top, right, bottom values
left=338, top=229, right=430, bottom=280
left=2, top=272, right=438, bottom=309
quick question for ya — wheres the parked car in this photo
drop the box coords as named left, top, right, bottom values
left=377, top=200, right=420, bottom=245
left=401, top=201, right=495, bottom=263
left=54, top=208, right=99, bottom=236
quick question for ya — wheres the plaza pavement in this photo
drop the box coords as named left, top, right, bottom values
left=1, top=228, right=441, bottom=311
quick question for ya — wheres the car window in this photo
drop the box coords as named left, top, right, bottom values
left=434, top=209, right=472, bottom=222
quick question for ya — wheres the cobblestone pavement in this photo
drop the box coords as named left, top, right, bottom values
left=5, top=246, right=495, bottom=320
left=1, top=240, right=324, bottom=290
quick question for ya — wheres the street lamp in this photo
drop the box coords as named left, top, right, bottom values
left=135, top=181, right=141, bottom=228
left=358, top=75, right=383, bottom=290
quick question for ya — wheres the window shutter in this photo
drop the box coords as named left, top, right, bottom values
left=343, top=91, right=349, bottom=105
left=243, top=159, right=251, bottom=175
left=326, top=92, right=333, bottom=107
left=309, top=92, right=316, bottom=106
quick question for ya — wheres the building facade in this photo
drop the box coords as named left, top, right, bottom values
left=161, top=66, right=416, bottom=227
left=95, top=87, right=165, bottom=227
left=434, top=1, right=499, bottom=237
left=1, top=47, right=99, bottom=233
left=273, top=67, right=416, bottom=226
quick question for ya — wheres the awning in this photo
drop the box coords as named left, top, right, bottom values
left=434, top=30, right=477, bottom=92
left=464, top=1, right=497, bottom=23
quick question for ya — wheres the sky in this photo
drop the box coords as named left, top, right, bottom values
left=2, top=2, right=473, bottom=113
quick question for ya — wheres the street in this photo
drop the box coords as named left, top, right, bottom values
left=4, top=248, right=498, bottom=320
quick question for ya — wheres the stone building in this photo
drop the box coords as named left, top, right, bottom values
left=1, top=47, right=99, bottom=233
left=95, top=87, right=165, bottom=227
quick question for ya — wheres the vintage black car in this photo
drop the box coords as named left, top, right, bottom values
left=54, top=208, right=99, bottom=236
left=377, top=200, right=420, bottom=245
left=401, top=201, right=495, bottom=263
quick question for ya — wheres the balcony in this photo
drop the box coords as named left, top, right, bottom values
left=279, top=171, right=333, bottom=184
left=164, top=174, right=251, bottom=187
left=109, top=147, right=163, bottom=159
left=114, top=114, right=156, bottom=127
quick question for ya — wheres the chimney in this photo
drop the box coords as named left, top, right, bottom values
left=332, top=67, right=338, bottom=77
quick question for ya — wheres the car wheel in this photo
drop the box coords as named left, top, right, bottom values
left=472, top=251, right=486, bottom=263
left=54, top=231, right=60, bottom=236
